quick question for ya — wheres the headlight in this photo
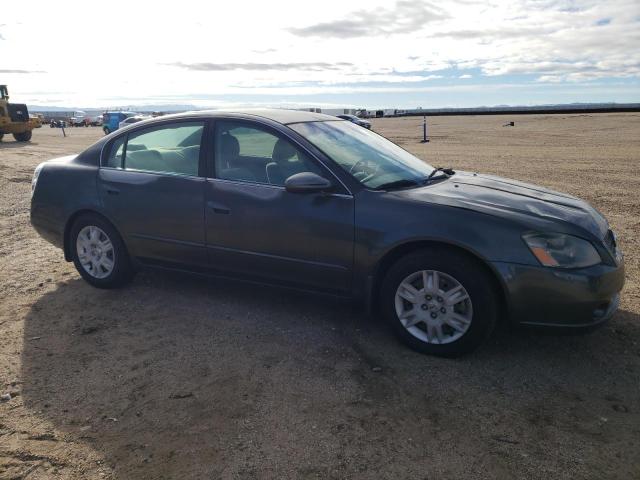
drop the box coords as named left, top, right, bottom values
left=522, top=232, right=601, bottom=268
left=32, top=163, right=44, bottom=194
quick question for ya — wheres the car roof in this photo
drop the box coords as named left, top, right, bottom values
left=141, top=108, right=341, bottom=126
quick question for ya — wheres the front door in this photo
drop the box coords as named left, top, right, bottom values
left=204, top=119, right=354, bottom=293
left=99, top=121, right=207, bottom=268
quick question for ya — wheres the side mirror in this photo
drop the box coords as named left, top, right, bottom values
left=284, top=172, right=332, bottom=193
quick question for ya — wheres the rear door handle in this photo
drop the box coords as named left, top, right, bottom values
left=106, top=188, right=120, bottom=195
left=207, top=201, right=230, bottom=214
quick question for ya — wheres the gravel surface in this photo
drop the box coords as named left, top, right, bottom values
left=1, top=115, right=639, bottom=479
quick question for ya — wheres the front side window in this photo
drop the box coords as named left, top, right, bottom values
left=104, top=122, right=204, bottom=176
left=290, top=120, right=435, bottom=189
left=214, top=120, right=324, bottom=186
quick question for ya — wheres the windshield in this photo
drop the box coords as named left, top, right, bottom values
left=290, top=120, right=434, bottom=189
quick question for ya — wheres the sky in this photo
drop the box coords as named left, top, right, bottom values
left=1, top=0, right=639, bottom=109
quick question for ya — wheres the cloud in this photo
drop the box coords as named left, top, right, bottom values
left=439, top=26, right=557, bottom=40
left=165, top=62, right=353, bottom=72
left=318, top=73, right=444, bottom=85
left=431, top=0, right=640, bottom=82
left=0, top=69, right=45, bottom=73
left=252, top=48, right=278, bottom=54
left=459, top=74, right=472, bottom=79
left=288, top=0, right=448, bottom=38
left=2, top=0, right=639, bottom=107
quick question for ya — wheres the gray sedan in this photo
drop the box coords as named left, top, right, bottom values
left=336, top=114, right=371, bottom=129
left=30, top=109, right=624, bottom=356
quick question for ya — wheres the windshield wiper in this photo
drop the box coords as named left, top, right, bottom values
left=426, top=167, right=455, bottom=181
left=373, top=179, right=422, bottom=191
left=373, top=168, right=455, bottom=191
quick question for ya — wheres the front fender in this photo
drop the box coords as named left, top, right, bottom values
left=354, top=190, right=539, bottom=274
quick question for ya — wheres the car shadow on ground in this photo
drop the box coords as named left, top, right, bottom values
left=19, top=271, right=640, bottom=478
left=0, top=141, right=40, bottom=149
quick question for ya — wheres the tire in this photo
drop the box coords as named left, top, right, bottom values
left=0, top=133, right=4, bottom=142
left=13, top=131, right=32, bottom=142
left=103, top=127, right=110, bottom=135
left=70, top=214, right=135, bottom=288
left=380, top=248, right=498, bottom=357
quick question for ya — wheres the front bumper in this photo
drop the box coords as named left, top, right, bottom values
left=493, top=257, right=625, bottom=329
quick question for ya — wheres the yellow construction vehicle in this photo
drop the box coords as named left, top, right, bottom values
left=0, top=85, right=41, bottom=142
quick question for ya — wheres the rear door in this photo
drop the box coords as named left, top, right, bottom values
left=204, top=119, right=354, bottom=293
left=98, top=120, right=208, bottom=268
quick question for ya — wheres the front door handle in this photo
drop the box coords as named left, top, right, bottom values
left=106, top=188, right=120, bottom=195
left=207, top=201, right=230, bottom=214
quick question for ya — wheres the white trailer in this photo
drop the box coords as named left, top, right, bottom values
left=320, top=108, right=358, bottom=116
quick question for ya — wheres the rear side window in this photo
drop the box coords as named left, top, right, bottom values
left=102, top=122, right=204, bottom=176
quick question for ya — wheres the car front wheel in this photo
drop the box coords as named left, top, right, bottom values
left=381, top=248, right=498, bottom=357
left=70, top=214, right=134, bottom=288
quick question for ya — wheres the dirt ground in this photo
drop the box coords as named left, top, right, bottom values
left=1, top=114, right=639, bottom=479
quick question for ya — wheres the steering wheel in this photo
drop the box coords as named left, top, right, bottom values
left=349, top=159, right=380, bottom=177
left=349, top=159, right=368, bottom=174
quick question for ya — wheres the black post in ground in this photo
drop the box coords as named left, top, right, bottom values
left=420, top=116, right=429, bottom=143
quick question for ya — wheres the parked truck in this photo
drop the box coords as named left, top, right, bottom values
left=102, top=111, right=137, bottom=134
left=0, top=85, right=41, bottom=142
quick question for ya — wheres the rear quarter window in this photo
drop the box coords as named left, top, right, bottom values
left=103, top=136, right=125, bottom=168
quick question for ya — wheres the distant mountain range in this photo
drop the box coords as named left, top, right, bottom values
left=28, top=102, right=640, bottom=115
left=399, top=102, right=640, bottom=116
left=28, top=104, right=199, bottom=113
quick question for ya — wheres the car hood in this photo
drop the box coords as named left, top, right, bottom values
left=399, top=171, right=609, bottom=238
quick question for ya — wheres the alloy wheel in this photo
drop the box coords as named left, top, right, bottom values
left=76, top=226, right=115, bottom=279
left=394, top=270, right=473, bottom=344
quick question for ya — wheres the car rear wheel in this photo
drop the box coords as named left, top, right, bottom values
left=103, top=127, right=110, bottom=135
left=13, top=131, right=32, bottom=142
left=70, top=214, right=134, bottom=288
left=381, top=248, right=498, bottom=357
left=0, top=133, right=4, bottom=142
